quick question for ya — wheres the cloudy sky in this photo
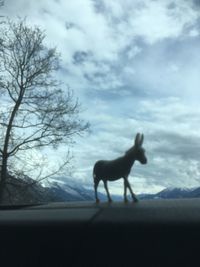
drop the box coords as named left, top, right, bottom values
left=1, top=0, right=200, bottom=195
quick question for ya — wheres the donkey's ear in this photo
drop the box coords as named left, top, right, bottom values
left=139, top=134, right=144, bottom=146
left=135, top=133, right=141, bottom=147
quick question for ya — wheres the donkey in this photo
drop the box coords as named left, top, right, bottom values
left=93, top=133, right=147, bottom=203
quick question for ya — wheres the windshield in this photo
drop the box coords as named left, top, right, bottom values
left=0, top=0, right=200, bottom=205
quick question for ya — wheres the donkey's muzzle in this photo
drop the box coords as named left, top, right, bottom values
left=142, top=158, right=147, bottom=164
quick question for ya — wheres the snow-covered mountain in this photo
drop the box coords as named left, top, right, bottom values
left=2, top=174, right=200, bottom=205
left=138, top=187, right=200, bottom=200
left=47, top=178, right=200, bottom=202
left=0, top=174, right=96, bottom=204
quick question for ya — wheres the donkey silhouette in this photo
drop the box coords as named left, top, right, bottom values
left=93, top=133, right=147, bottom=203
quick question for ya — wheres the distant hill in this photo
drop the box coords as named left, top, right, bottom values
left=0, top=174, right=91, bottom=204
left=0, top=174, right=100, bottom=204
left=138, top=187, right=200, bottom=200
left=1, top=174, right=200, bottom=205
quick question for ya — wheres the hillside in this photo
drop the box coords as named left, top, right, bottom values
left=0, top=174, right=99, bottom=205
left=1, top=174, right=200, bottom=205
left=139, top=187, right=200, bottom=200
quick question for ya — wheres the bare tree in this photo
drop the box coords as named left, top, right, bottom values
left=0, top=0, right=4, bottom=22
left=0, top=19, right=89, bottom=201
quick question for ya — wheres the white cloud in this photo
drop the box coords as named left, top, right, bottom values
left=3, top=0, right=200, bottom=97
left=189, top=28, right=199, bottom=37
left=70, top=96, right=200, bottom=194
left=2, top=0, right=200, bottom=195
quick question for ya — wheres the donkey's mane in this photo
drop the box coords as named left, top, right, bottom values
left=125, top=146, right=135, bottom=156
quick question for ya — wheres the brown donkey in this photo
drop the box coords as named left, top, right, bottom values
left=93, top=133, right=147, bottom=203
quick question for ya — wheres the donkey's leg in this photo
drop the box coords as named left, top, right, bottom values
left=94, top=180, right=100, bottom=203
left=103, top=180, right=112, bottom=202
left=123, top=178, right=128, bottom=202
left=126, top=179, right=138, bottom=202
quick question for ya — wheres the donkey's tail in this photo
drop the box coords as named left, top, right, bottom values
left=93, top=171, right=97, bottom=181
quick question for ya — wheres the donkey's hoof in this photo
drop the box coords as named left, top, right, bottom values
left=96, top=199, right=100, bottom=204
left=108, top=199, right=112, bottom=203
left=124, top=198, right=128, bottom=203
left=133, top=198, right=139, bottom=203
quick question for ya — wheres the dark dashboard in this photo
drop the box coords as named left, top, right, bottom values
left=1, top=199, right=200, bottom=266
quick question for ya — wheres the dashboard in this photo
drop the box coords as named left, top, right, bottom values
left=0, top=199, right=200, bottom=266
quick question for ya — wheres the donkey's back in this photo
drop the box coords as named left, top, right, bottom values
left=93, top=156, right=132, bottom=182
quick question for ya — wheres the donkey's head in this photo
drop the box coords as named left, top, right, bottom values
left=134, top=133, right=147, bottom=164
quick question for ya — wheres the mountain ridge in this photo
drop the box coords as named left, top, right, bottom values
left=1, top=174, right=200, bottom=204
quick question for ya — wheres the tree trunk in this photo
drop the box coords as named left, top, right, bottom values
left=0, top=92, right=23, bottom=203
left=0, top=154, right=8, bottom=203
